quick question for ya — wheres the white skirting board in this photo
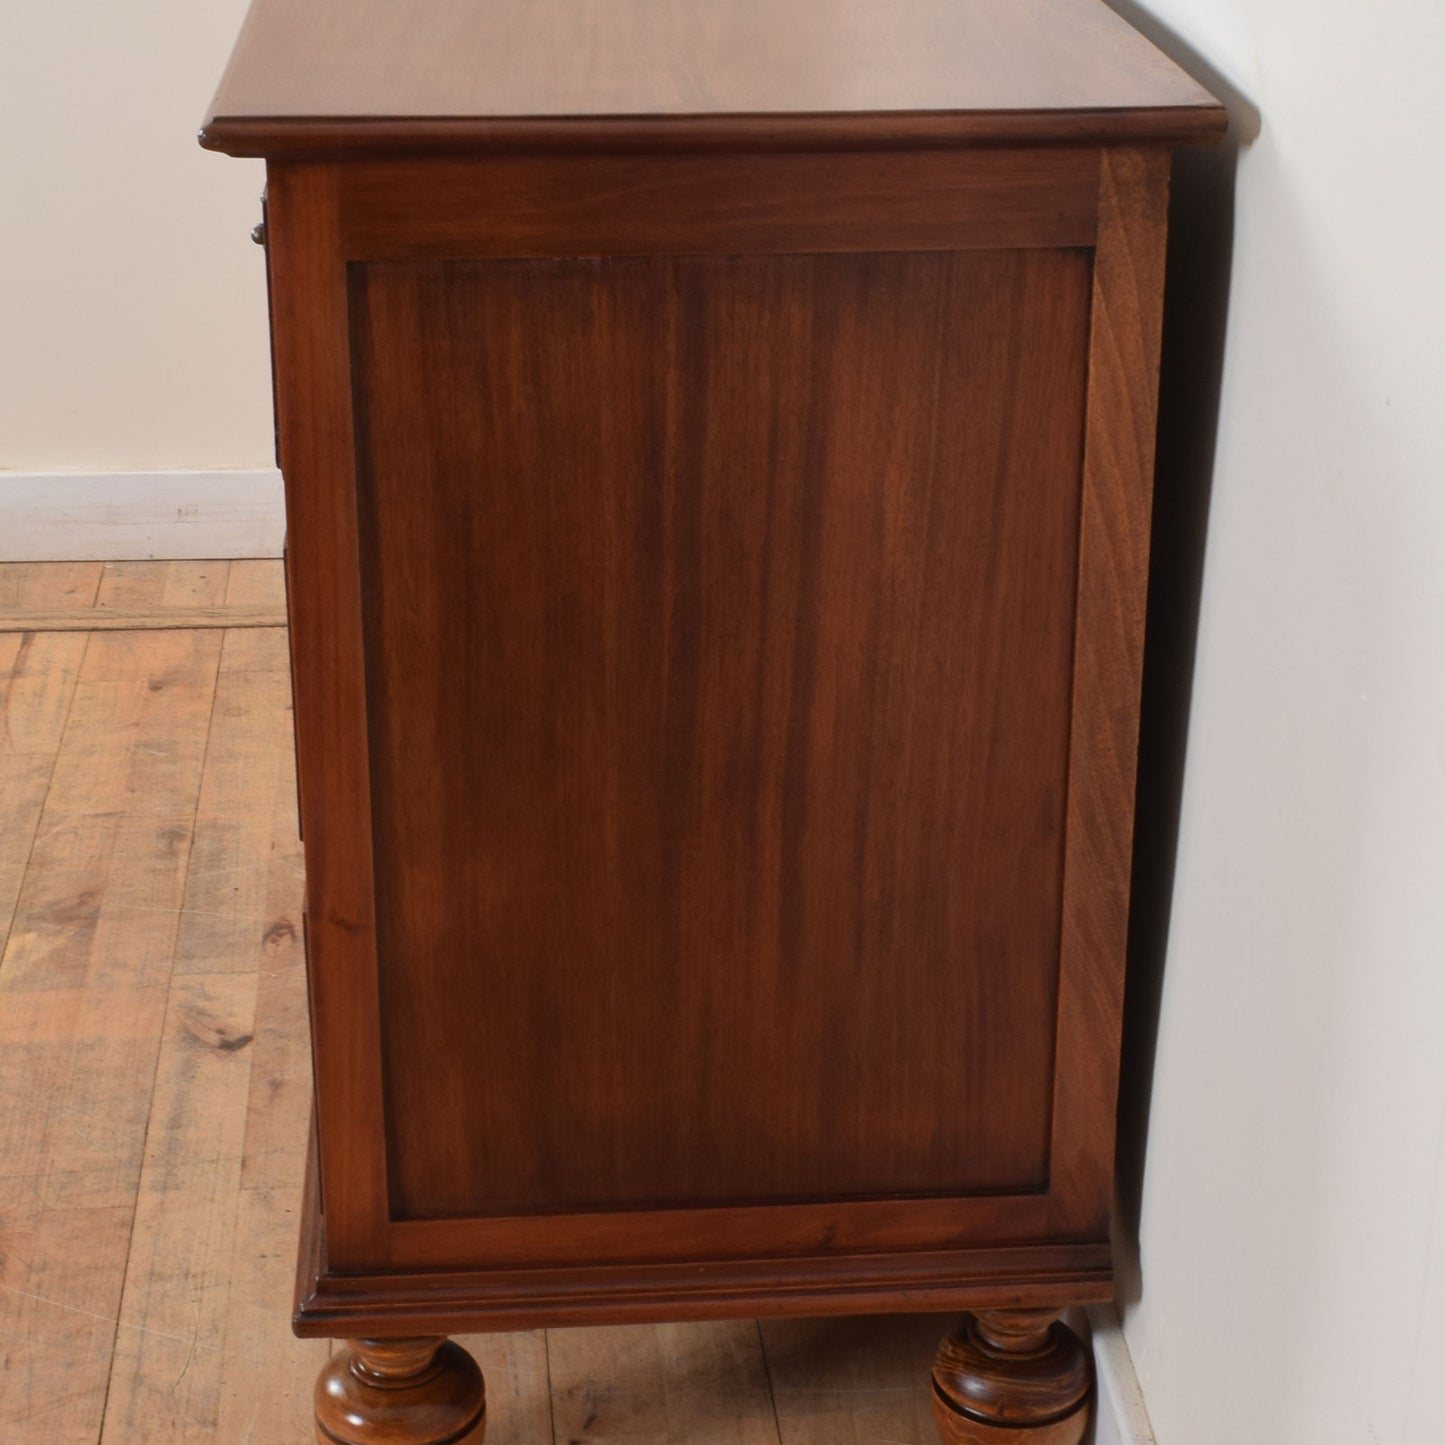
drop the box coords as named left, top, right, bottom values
left=1081, top=1304, right=1158, bottom=1445
left=0, top=471, right=286, bottom=561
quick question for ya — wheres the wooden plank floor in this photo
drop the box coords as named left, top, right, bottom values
left=0, top=561, right=951, bottom=1444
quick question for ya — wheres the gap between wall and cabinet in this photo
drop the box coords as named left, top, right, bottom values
left=0, top=470, right=285, bottom=561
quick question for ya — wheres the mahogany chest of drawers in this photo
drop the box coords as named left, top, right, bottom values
left=202, top=3, right=1223, bottom=1440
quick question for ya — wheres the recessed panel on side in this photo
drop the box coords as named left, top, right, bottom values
left=349, top=250, right=1091, bottom=1221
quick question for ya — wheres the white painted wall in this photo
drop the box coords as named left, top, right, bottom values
left=1110, top=2, right=1445, bottom=1441
left=1, top=0, right=273, bottom=472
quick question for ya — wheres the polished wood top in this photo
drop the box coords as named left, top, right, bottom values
left=201, top=0, right=1225, bottom=157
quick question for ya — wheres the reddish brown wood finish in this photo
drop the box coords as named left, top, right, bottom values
left=260, top=135, right=1161, bottom=1283
left=354, top=247, right=1087, bottom=1222
left=200, top=0, right=1224, bottom=156
left=1048, top=147, right=1172, bottom=1238
left=262, top=138, right=1175, bottom=1288
left=932, top=1310, right=1092, bottom=1444
left=336, top=150, right=1101, bottom=258
left=206, top=4, right=1220, bottom=1440
left=265, top=164, right=389, bottom=1264
left=315, top=1338, right=486, bottom=1445
left=262, top=136, right=1174, bottom=1324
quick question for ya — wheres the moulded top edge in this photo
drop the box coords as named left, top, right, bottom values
left=202, top=0, right=1226, bottom=161
left=199, top=105, right=1228, bottom=160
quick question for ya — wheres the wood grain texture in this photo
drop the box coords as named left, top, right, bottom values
left=0, top=563, right=287, bottom=633
left=172, top=628, right=301, bottom=977
left=92, top=560, right=233, bottom=612
left=0, top=606, right=287, bottom=633
left=1047, top=147, right=1171, bottom=1238
left=0, top=562, right=105, bottom=610
left=211, top=0, right=1199, bottom=1390
left=0, top=632, right=220, bottom=997
left=224, top=558, right=289, bottom=611
left=762, top=1315, right=941, bottom=1444
left=931, top=1310, right=1090, bottom=1440
left=0, top=565, right=1032, bottom=1442
left=350, top=248, right=1089, bottom=1221
left=336, top=150, right=1101, bottom=259
left=452, top=1331, right=551, bottom=1445
left=377, top=1194, right=1056, bottom=1271
left=931, top=1409, right=1086, bottom=1445
left=201, top=0, right=1225, bottom=156
left=264, top=164, right=391, bottom=1266
left=99, top=973, right=264, bottom=1442
left=0, top=563, right=328, bottom=1445
left=0, top=631, right=88, bottom=930
left=295, top=1210, right=1113, bottom=1336
left=0, top=616, right=221, bottom=1442
left=315, top=1338, right=487, bottom=1445
left=102, top=577, right=319, bottom=1441
left=546, top=1322, right=780, bottom=1444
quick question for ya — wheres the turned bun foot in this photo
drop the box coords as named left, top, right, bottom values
left=931, top=1309, right=1092, bottom=1445
left=315, top=1336, right=486, bottom=1444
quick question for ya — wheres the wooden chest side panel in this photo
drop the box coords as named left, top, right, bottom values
left=348, top=249, right=1092, bottom=1220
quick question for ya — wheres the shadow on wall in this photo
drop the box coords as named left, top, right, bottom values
left=1101, top=1, right=1260, bottom=1305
